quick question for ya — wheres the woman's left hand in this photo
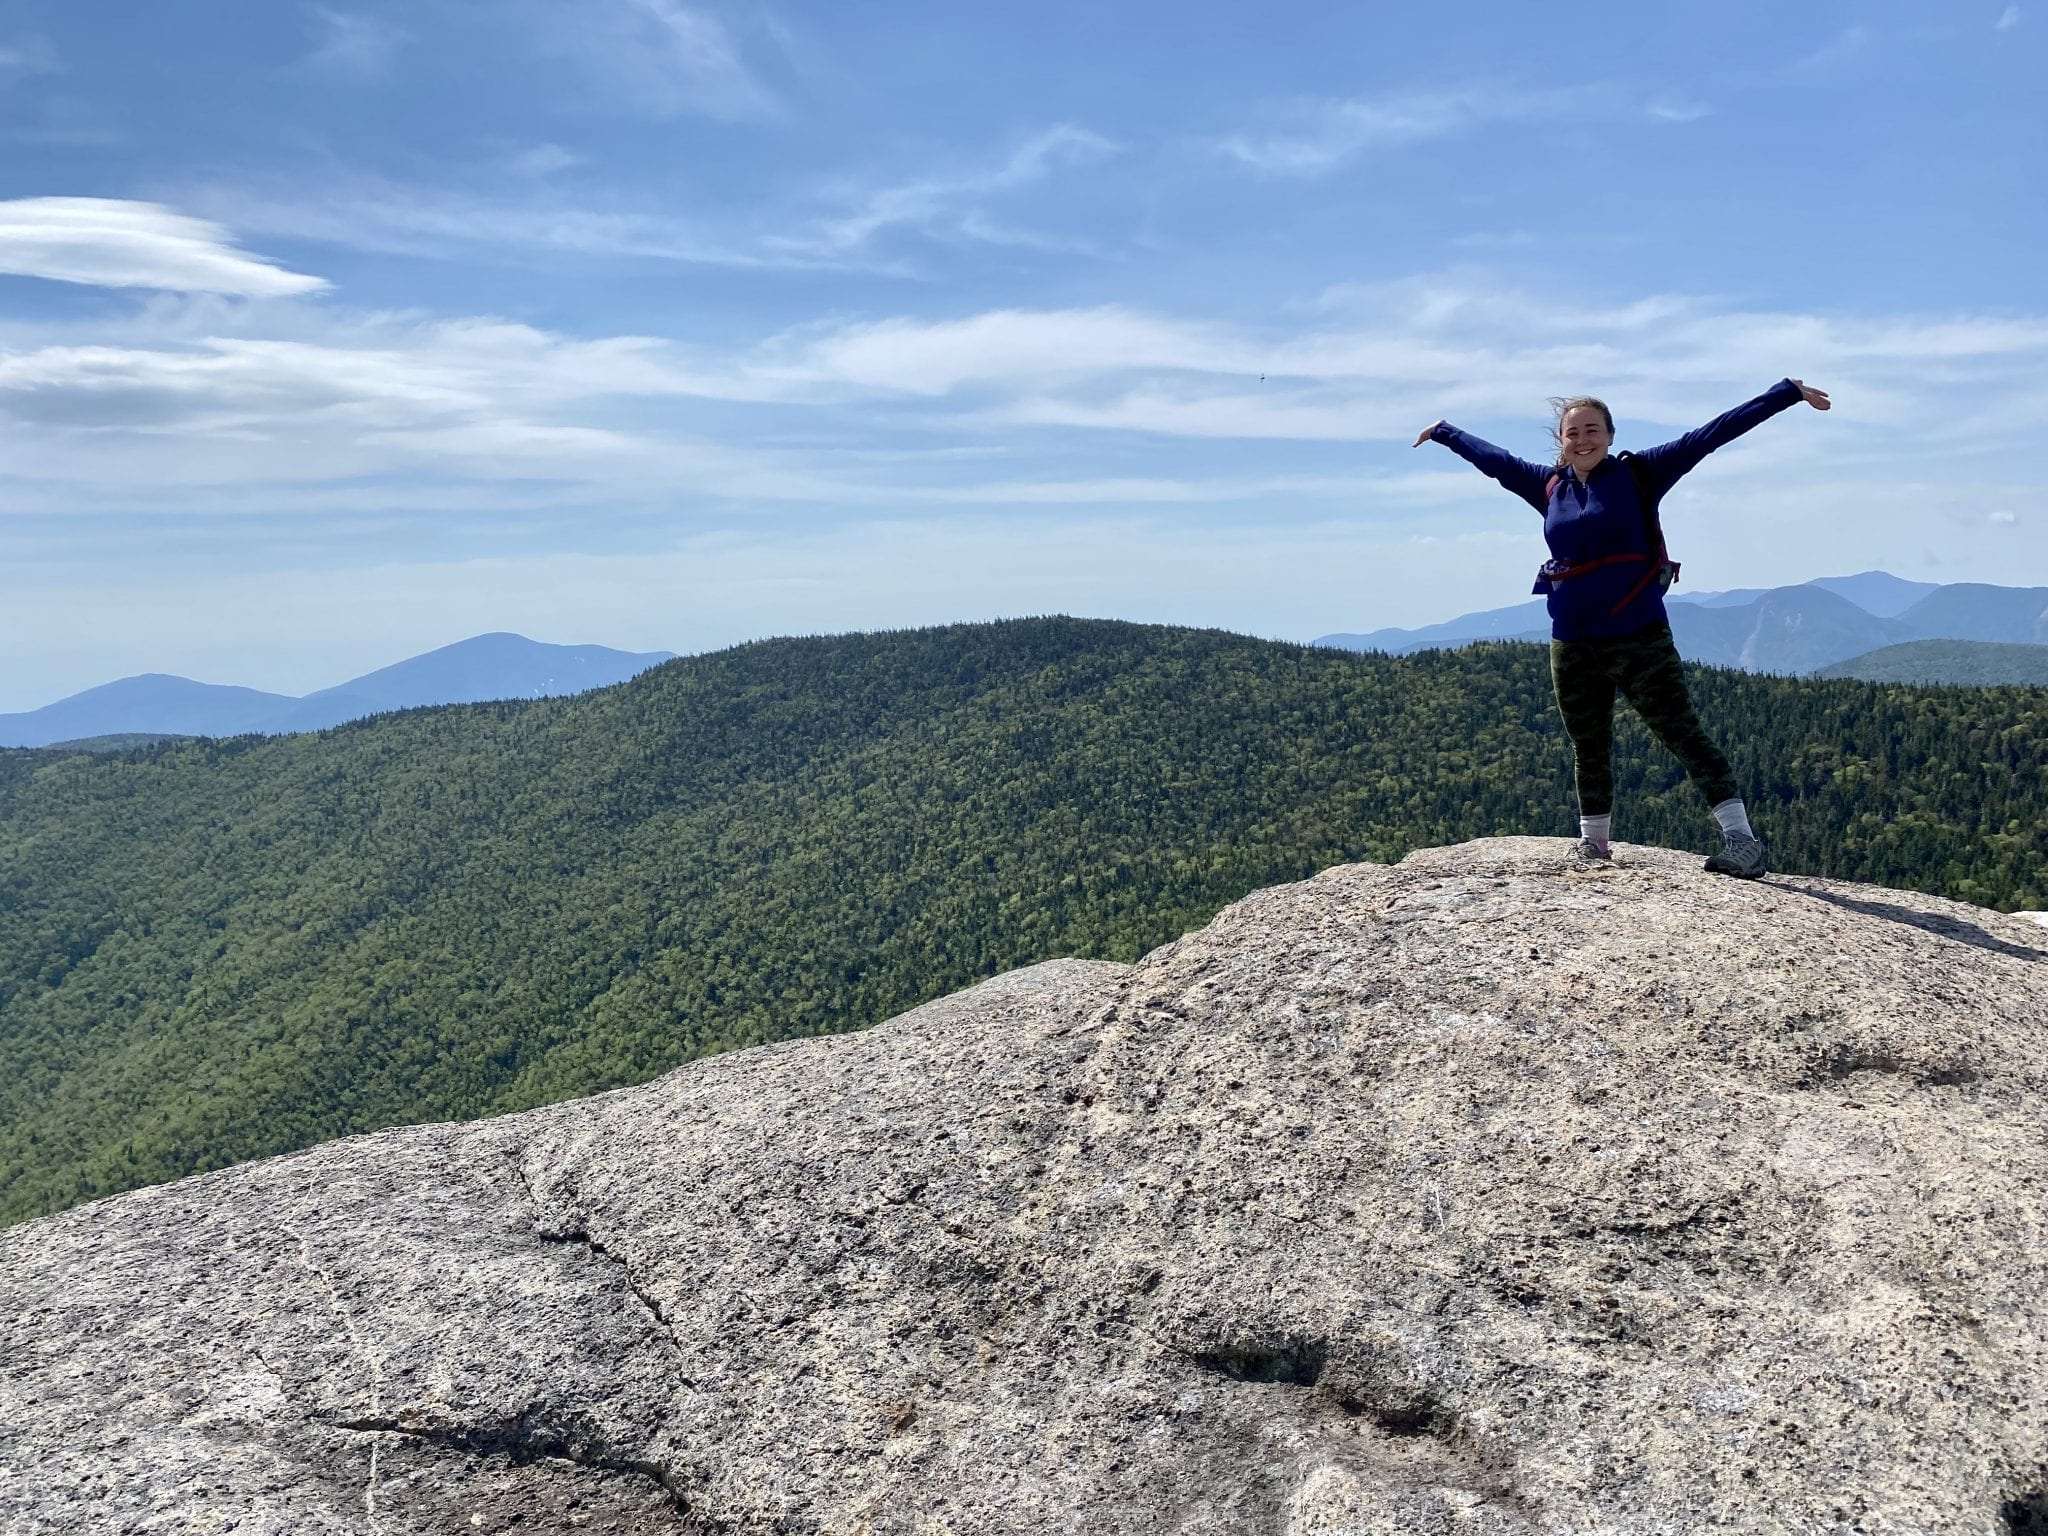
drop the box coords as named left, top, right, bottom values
left=1792, top=379, right=1831, bottom=410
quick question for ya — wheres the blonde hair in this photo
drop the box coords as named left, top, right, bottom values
left=1548, top=395, right=1615, bottom=467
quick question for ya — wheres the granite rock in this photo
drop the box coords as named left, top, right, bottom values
left=4, top=838, right=2046, bottom=1535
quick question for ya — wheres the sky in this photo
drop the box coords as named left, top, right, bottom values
left=2, top=0, right=2044, bottom=710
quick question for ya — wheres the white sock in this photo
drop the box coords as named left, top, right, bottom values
left=1711, top=799, right=1754, bottom=839
left=1579, top=813, right=1611, bottom=850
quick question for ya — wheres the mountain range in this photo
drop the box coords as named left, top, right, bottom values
left=0, top=633, right=675, bottom=749
left=1316, top=572, right=2048, bottom=677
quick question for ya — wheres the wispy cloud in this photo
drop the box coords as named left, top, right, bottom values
left=0, top=198, right=328, bottom=296
left=301, top=5, right=406, bottom=78
left=768, top=126, right=1121, bottom=259
left=754, top=305, right=1243, bottom=396
left=9, top=275, right=2048, bottom=549
left=1217, top=90, right=1539, bottom=176
left=536, top=0, right=784, bottom=122
left=1996, top=5, right=2022, bottom=28
left=1794, top=25, right=1874, bottom=73
left=504, top=142, right=582, bottom=178
left=191, top=180, right=845, bottom=273
left=1647, top=96, right=1712, bottom=123
left=0, top=319, right=698, bottom=436
left=199, top=127, right=1118, bottom=275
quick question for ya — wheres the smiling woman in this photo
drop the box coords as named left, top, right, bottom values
left=1414, top=379, right=1832, bottom=878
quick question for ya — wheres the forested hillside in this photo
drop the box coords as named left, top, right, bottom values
left=3, top=618, right=2044, bottom=1225
left=1816, top=640, right=2048, bottom=686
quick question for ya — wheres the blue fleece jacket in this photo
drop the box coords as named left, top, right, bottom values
left=1429, top=379, right=1804, bottom=641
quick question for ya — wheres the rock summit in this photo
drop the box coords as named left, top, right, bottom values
left=4, top=838, right=2046, bottom=1534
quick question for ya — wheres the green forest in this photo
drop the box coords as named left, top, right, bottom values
left=3, top=617, right=2044, bottom=1225
left=1816, top=639, right=2048, bottom=687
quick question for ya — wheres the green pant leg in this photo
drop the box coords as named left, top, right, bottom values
left=1610, top=624, right=1740, bottom=808
left=1550, top=637, right=1619, bottom=817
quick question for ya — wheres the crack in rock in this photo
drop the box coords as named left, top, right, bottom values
left=335, top=1409, right=718, bottom=1528
left=511, top=1155, right=696, bottom=1384
left=285, top=1224, right=388, bottom=1532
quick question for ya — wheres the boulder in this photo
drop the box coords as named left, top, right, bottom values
left=4, top=838, right=2046, bottom=1535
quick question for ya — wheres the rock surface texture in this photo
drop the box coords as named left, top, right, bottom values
left=4, top=838, right=2047, bottom=1536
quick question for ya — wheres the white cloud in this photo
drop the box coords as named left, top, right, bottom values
left=192, top=179, right=891, bottom=274
left=302, top=5, right=406, bottom=78
left=0, top=198, right=328, bottom=295
left=1989, top=510, right=2019, bottom=525
left=7, top=275, right=2048, bottom=613
left=195, top=185, right=777, bottom=269
left=761, top=305, right=1241, bottom=395
left=1217, top=90, right=1544, bottom=176
left=0, top=318, right=720, bottom=473
left=1996, top=5, right=2022, bottom=29
left=769, top=126, right=1121, bottom=259
left=1647, top=97, right=1712, bottom=123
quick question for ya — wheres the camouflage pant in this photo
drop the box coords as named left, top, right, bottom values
left=1549, top=623, right=1738, bottom=816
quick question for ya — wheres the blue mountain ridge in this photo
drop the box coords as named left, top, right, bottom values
left=0, top=634, right=677, bottom=749
left=1315, top=574, right=2047, bottom=676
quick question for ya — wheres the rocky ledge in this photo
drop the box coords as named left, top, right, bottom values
left=3, top=838, right=2046, bottom=1535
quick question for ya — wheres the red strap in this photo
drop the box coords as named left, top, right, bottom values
left=1608, top=565, right=1666, bottom=615
left=1545, top=460, right=1679, bottom=614
left=1546, top=552, right=1648, bottom=583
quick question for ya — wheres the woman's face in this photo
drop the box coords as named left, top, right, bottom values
left=1560, top=405, right=1612, bottom=476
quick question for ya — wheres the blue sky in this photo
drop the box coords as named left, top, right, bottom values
left=3, top=0, right=2044, bottom=709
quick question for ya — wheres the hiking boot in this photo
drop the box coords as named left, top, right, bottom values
left=1568, top=837, right=1612, bottom=866
left=1705, top=831, right=1767, bottom=879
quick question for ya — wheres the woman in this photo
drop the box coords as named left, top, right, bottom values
left=1413, top=379, right=1831, bottom=877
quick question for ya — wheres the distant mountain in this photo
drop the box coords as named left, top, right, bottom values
left=1666, top=586, right=1911, bottom=674
left=0, top=634, right=676, bottom=748
left=0, top=675, right=295, bottom=748
left=1892, top=584, right=2048, bottom=646
left=263, top=633, right=680, bottom=733
left=1672, top=572, right=1939, bottom=617
left=1669, top=586, right=1774, bottom=610
left=1315, top=574, right=2043, bottom=675
left=1808, top=571, right=1942, bottom=618
left=1319, top=598, right=1548, bottom=653
left=1815, top=640, right=2048, bottom=686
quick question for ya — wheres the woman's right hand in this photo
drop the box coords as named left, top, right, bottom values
left=1412, top=420, right=1443, bottom=447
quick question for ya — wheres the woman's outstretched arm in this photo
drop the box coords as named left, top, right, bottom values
left=1631, top=379, right=1830, bottom=494
left=1412, top=419, right=1552, bottom=513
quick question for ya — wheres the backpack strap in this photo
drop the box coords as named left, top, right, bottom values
left=1619, top=451, right=1668, bottom=565
left=1541, top=454, right=1682, bottom=615
left=1608, top=451, right=1680, bottom=613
